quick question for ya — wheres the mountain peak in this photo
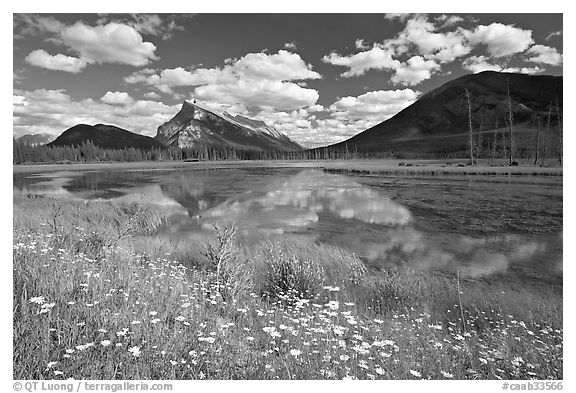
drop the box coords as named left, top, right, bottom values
left=155, top=101, right=302, bottom=151
left=328, top=71, right=562, bottom=154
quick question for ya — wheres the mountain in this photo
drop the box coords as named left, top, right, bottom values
left=328, top=71, right=563, bottom=154
left=49, top=124, right=165, bottom=150
left=155, top=101, right=303, bottom=151
left=16, top=133, right=55, bottom=146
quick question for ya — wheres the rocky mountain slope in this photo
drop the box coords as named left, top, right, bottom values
left=154, top=101, right=303, bottom=151
left=16, top=133, right=55, bottom=146
left=328, top=71, right=563, bottom=154
left=49, top=124, right=165, bottom=150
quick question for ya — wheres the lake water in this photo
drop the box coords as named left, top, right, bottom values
left=13, top=166, right=562, bottom=284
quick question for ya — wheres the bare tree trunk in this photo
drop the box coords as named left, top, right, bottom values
left=491, top=119, right=498, bottom=166
left=477, top=118, right=484, bottom=160
left=502, top=117, right=508, bottom=161
left=465, top=88, right=474, bottom=165
left=556, top=97, right=562, bottom=165
left=542, top=102, right=552, bottom=166
left=507, top=79, right=515, bottom=164
left=533, top=116, right=540, bottom=166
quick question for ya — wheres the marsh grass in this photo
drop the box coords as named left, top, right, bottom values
left=13, top=194, right=562, bottom=380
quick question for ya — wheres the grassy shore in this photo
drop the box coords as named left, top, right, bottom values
left=13, top=158, right=562, bottom=176
left=13, top=194, right=562, bottom=380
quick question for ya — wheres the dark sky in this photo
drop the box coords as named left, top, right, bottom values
left=13, top=13, right=563, bottom=147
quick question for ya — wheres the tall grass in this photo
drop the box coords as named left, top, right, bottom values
left=13, top=194, right=562, bottom=380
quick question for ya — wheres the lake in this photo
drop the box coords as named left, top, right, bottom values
left=13, top=165, right=563, bottom=285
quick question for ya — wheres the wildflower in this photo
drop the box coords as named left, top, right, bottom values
left=247, top=336, right=255, bottom=341
left=409, top=370, right=422, bottom=378
left=150, top=318, right=161, bottom=324
left=128, top=346, right=141, bottom=358
left=115, top=343, right=123, bottom=347
left=97, top=329, right=108, bottom=333
left=479, top=358, right=488, bottom=365
left=54, top=370, right=63, bottom=376
left=46, top=361, right=57, bottom=369
left=339, top=354, right=350, bottom=361
left=441, top=371, right=454, bottom=378
left=131, top=320, right=141, bottom=325
left=29, top=296, right=45, bottom=304
left=326, top=301, right=339, bottom=311
left=198, top=337, right=216, bottom=344
left=175, top=316, right=186, bottom=322
left=290, top=349, right=302, bottom=357
left=101, top=340, right=111, bottom=347
left=149, top=311, right=158, bottom=316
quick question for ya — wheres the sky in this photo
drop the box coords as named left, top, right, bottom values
left=13, top=13, right=563, bottom=147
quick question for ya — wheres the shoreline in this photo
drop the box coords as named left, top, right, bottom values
left=13, top=159, right=563, bottom=176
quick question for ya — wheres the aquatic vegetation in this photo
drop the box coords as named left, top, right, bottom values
left=13, top=195, right=562, bottom=380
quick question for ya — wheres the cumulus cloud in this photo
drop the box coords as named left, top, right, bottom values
left=143, top=91, right=161, bottom=100
left=284, top=41, right=297, bottom=50
left=463, top=55, right=544, bottom=74
left=388, top=16, right=470, bottom=62
left=101, top=91, right=134, bottom=105
left=391, top=56, right=440, bottom=85
left=526, top=45, right=562, bottom=66
left=434, top=15, right=464, bottom=28
left=25, top=49, right=87, bottom=73
left=60, top=22, right=158, bottom=66
left=463, top=23, right=534, bottom=57
left=194, top=80, right=319, bottom=110
left=462, top=55, right=502, bottom=73
left=96, top=13, right=194, bottom=40
left=126, top=50, right=321, bottom=111
left=330, top=89, right=419, bottom=121
left=322, top=46, right=400, bottom=77
left=13, top=88, right=179, bottom=138
left=13, top=14, right=65, bottom=37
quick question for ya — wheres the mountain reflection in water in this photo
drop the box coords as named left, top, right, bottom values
left=13, top=168, right=562, bottom=280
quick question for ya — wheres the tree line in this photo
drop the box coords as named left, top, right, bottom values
left=464, top=82, right=562, bottom=167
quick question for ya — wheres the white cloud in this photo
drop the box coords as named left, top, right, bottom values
left=462, top=55, right=502, bottom=73
left=14, top=14, right=65, bottom=36
left=60, top=22, right=159, bottom=66
left=330, top=89, right=419, bottom=121
left=322, top=46, right=400, bottom=77
left=101, top=91, right=134, bottom=105
left=463, top=23, right=534, bottom=57
left=96, top=13, right=194, bottom=40
left=25, top=49, right=87, bottom=73
left=13, top=88, right=179, bottom=138
left=284, top=41, right=297, bottom=50
left=545, top=30, right=562, bottom=41
left=463, top=55, right=545, bottom=75
left=194, top=80, right=319, bottom=111
left=385, top=15, right=470, bottom=63
left=126, top=50, right=321, bottom=111
left=391, top=56, right=440, bottom=85
left=143, top=91, right=161, bottom=100
left=384, top=14, right=412, bottom=22
left=500, top=66, right=544, bottom=75
left=434, top=15, right=464, bottom=28
left=355, top=39, right=370, bottom=49
left=233, top=50, right=321, bottom=81
left=526, top=45, right=562, bottom=66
